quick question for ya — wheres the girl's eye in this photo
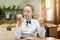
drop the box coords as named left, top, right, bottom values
left=27, top=10, right=30, bottom=13
left=23, top=10, right=30, bottom=13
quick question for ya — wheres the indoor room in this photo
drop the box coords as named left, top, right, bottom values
left=0, top=0, right=60, bottom=40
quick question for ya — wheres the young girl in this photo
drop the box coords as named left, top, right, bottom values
left=15, top=4, right=46, bottom=40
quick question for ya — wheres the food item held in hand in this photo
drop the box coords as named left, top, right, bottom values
left=16, top=14, right=23, bottom=21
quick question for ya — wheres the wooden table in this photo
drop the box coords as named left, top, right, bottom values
left=58, top=31, right=60, bottom=38
left=57, top=28, right=60, bottom=38
left=19, top=37, right=59, bottom=40
left=57, top=25, right=60, bottom=38
left=45, top=25, right=58, bottom=38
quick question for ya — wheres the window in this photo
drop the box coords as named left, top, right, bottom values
left=46, top=0, right=52, bottom=21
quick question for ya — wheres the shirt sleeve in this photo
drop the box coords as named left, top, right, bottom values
left=36, top=21, right=46, bottom=37
left=15, top=22, right=22, bottom=39
left=16, top=22, right=21, bottom=27
left=16, top=22, right=18, bottom=27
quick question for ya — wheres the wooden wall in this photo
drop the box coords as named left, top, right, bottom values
left=57, top=0, right=60, bottom=24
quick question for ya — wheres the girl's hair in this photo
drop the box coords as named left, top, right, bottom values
left=23, top=4, right=34, bottom=13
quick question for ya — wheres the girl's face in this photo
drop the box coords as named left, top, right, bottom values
left=23, top=6, right=33, bottom=20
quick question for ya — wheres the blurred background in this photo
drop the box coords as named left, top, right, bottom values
left=0, top=0, right=60, bottom=40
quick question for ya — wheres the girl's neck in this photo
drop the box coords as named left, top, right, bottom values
left=25, top=16, right=32, bottom=21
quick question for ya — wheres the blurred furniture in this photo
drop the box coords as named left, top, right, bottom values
left=5, top=20, right=16, bottom=24
left=0, top=20, right=16, bottom=31
left=45, top=23, right=58, bottom=38
left=58, top=30, right=60, bottom=39
left=0, top=24, right=10, bottom=28
left=0, top=26, right=59, bottom=40
left=5, top=20, right=16, bottom=31
left=7, top=23, right=16, bottom=31
left=0, top=27, right=15, bottom=40
left=19, top=37, right=58, bottom=40
left=0, top=20, right=16, bottom=25
left=0, top=19, right=5, bottom=25
left=57, top=24, right=60, bottom=38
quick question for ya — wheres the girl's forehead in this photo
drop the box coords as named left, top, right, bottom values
left=24, top=6, right=32, bottom=10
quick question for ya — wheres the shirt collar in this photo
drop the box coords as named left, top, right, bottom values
left=24, top=18, right=32, bottom=23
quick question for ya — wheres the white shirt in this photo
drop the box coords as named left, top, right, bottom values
left=15, top=18, right=46, bottom=39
